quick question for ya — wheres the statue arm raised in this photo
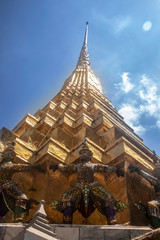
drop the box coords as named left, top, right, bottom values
left=11, top=163, right=46, bottom=173
left=138, top=170, right=157, bottom=186
left=128, top=165, right=157, bottom=186
left=50, top=163, right=75, bottom=173
left=94, top=164, right=124, bottom=177
left=58, top=163, right=75, bottom=172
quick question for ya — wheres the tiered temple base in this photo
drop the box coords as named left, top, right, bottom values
left=0, top=224, right=151, bottom=240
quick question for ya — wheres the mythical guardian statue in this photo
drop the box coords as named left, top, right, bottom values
left=0, top=142, right=44, bottom=222
left=129, top=157, right=160, bottom=229
left=50, top=138, right=127, bottom=224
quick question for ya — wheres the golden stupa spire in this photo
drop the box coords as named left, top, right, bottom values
left=77, top=22, right=90, bottom=68
left=84, top=22, right=88, bottom=45
left=62, top=22, right=103, bottom=94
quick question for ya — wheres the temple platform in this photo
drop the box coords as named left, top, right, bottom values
left=0, top=224, right=152, bottom=240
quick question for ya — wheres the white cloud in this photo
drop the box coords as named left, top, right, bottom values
left=143, top=21, right=152, bottom=31
left=139, top=75, right=157, bottom=103
left=140, top=74, right=151, bottom=86
left=119, top=104, right=139, bottom=123
left=156, top=120, right=160, bottom=128
left=140, top=103, right=157, bottom=116
left=138, top=75, right=160, bottom=118
left=118, top=104, right=145, bottom=134
left=139, top=87, right=157, bottom=103
left=117, top=73, right=160, bottom=133
left=120, top=72, right=134, bottom=93
left=132, top=125, right=146, bottom=134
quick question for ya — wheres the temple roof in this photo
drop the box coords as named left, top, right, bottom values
left=62, top=22, right=103, bottom=94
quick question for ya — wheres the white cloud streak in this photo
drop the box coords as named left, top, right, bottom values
left=94, top=13, right=132, bottom=34
left=121, top=72, right=134, bottom=93
left=113, top=16, right=132, bottom=33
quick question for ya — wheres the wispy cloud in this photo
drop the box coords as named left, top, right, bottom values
left=138, top=75, right=160, bottom=120
left=156, top=120, right=160, bottom=128
left=116, top=73, right=160, bottom=134
left=139, top=75, right=158, bottom=103
left=118, top=104, right=145, bottom=134
left=113, top=16, right=132, bottom=33
left=94, top=13, right=132, bottom=34
left=115, top=72, right=134, bottom=93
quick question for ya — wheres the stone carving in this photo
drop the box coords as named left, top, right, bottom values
left=50, top=138, right=127, bottom=224
left=24, top=200, right=60, bottom=240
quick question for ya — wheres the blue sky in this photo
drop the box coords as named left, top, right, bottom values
left=0, top=0, right=160, bottom=156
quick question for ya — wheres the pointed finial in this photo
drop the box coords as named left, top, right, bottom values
left=83, top=22, right=88, bottom=46
left=33, top=200, right=47, bottom=218
left=77, top=22, right=90, bottom=67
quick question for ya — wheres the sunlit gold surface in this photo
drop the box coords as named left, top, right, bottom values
left=0, top=24, right=159, bottom=225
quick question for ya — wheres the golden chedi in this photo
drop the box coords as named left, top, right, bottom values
left=0, top=23, right=158, bottom=225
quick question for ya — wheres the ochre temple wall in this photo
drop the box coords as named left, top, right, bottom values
left=126, top=169, right=155, bottom=226
left=8, top=168, right=130, bottom=225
